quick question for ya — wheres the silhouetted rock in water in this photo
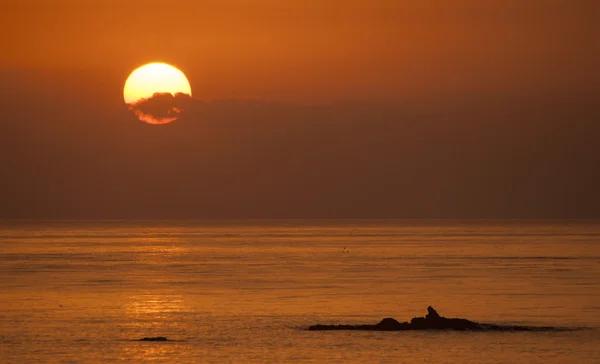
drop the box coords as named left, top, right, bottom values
left=308, top=306, right=559, bottom=331
left=140, top=337, right=168, bottom=341
left=426, top=306, right=440, bottom=319
left=376, top=318, right=406, bottom=330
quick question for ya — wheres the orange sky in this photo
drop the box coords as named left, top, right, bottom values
left=3, top=0, right=598, bottom=102
left=1, top=1, right=599, bottom=219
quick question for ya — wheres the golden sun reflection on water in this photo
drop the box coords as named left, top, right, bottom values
left=119, top=337, right=185, bottom=362
left=125, top=293, right=187, bottom=316
left=128, top=241, right=188, bottom=254
left=120, top=292, right=191, bottom=361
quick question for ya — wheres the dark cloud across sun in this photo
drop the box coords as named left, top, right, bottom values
left=126, top=92, right=193, bottom=124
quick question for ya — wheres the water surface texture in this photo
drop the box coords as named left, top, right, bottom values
left=1, top=220, right=599, bottom=363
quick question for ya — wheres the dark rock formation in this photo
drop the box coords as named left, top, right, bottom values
left=308, top=306, right=559, bottom=331
left=426, top=306, right=440, bottom=319
left=139, top=336, right=168, bottom=341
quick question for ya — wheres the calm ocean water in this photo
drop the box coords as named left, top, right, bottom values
left=1, top=220, right=599, bottom=363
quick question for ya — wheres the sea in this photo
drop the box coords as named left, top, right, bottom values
left=1, top=220, right=599, bottom=363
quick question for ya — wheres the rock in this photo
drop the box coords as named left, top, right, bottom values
left=408, top=307, right=480, bottom=330
left=140, top=336, right=168, bottom=341
left=308, top=306, right=557, bottom=331
left=376, top=318, right=404, bottom=330
left=426, top=306, right=440, bottom=319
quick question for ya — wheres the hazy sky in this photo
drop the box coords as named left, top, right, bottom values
left=1, top=1, right=599, bottom=218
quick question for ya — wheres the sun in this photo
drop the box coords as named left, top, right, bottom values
left=123, top=62, right=192, bottom=124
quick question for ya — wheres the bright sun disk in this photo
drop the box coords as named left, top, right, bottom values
left=123, top=62, right=192, bottom=105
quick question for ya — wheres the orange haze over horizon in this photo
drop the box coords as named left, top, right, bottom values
left=1, top=0, right=599, bottom=219
left=2, top=0, right=598, bottom=102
